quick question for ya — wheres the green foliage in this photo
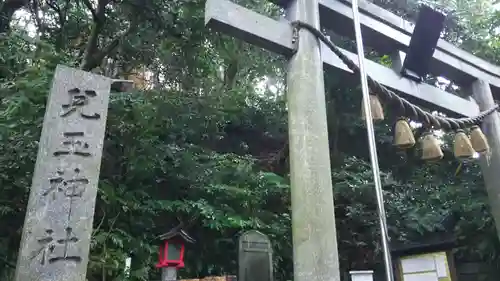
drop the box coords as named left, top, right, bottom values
left=1, top=0, right=500, bottom=280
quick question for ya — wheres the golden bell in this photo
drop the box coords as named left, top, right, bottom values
left=453, top=129, right=475, bottom=160
left=470, top=125, right=489, bottom=154
left=421, top=132, right=443, bottom=161
left=394, top=118, right=415, bottom=149
left=361, top=94, right=384, bottom=121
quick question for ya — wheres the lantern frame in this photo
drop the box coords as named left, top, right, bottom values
left=156, top=227, right=195, bottom=269
left=156, top=239, right=186, bottom=268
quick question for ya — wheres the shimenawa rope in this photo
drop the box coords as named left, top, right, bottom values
left=290, top=21, right=499, bottom=131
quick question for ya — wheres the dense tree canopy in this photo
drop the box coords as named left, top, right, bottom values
left=1, top=0, right=500, bottom=280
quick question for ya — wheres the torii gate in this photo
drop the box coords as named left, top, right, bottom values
left=204, top=0, right=500, bottom=280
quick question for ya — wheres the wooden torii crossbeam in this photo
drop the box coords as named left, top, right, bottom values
left=205, top=0, right=500, bottom=280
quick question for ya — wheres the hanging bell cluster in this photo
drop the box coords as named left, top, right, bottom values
left=391, top=120, right=490, bottom=161
left=451, top=126, right=490, bottom=160
left=391, top=118, right=444, bottom=161
left=360, top=94, right=490, bottom=162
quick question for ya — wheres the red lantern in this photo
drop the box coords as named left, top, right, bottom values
left=156, top=238, right=185, bottom=268
left=156, top=228, right=195, bottom=269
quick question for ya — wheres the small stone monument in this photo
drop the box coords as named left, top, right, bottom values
left=238, top=230, right=273, bottom=281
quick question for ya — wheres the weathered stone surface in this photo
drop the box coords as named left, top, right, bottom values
left=238, top=230, right=273, bottom=281
left=472, top=80, right=500, bottom=245
left=162, top=267, right=178, bottom=281
left=285, top=1, right=341, bottom=280
left=15, top=65, right=112, bottom=281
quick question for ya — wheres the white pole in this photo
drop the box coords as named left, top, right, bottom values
left=350, top=0, right=395, bottom=280
left=124, top=256, right=131, bottom=279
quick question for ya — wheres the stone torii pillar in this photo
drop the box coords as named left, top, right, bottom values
left=206, top=0, right=500, bottom=274
left=205, top=0, right=341, bottom=280
left=472, top=80, right=500, bottom=241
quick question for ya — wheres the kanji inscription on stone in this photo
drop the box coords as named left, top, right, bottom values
left=60, top=88, right=101, bottom=119
left=42, top=168, right=89, bottom=200
left=32, top=227, right=82, bottom=265
left=15, top=65, right=112, bottom=281
left=53, top=132, right=92, bottom=157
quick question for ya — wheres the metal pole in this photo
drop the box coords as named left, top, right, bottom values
left=285, top=0, right=341, bottom=281
left=350, top=1, right=395, bottom=281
